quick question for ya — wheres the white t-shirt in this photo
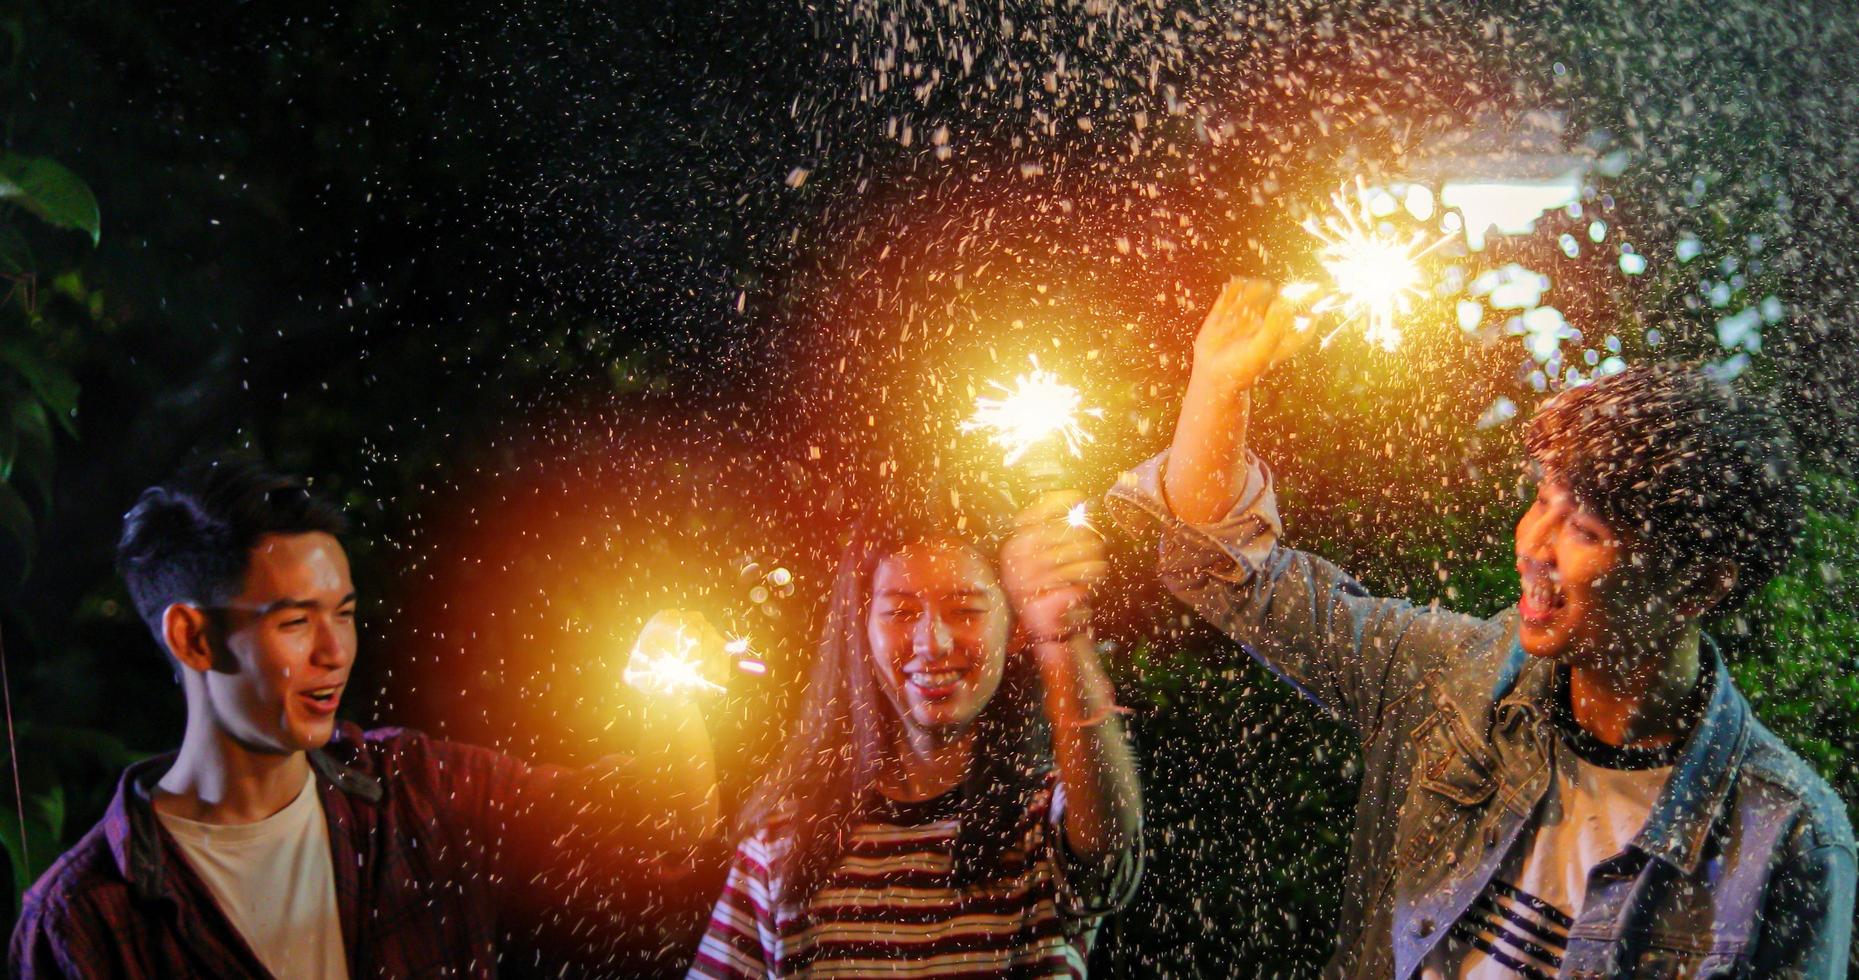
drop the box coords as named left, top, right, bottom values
left=1421, top=682, right=1690, bottom=980
left=158, top=770, right=350, bottom=980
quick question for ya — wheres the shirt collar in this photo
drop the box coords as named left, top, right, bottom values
left=1492, top=633, right=1749, bottom=874
left=104, top=721, right=383, bottom=901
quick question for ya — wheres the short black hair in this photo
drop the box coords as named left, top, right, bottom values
left=1524, top=362, right=1802, bottom=610
left=116, top=457, right=350, bottom=642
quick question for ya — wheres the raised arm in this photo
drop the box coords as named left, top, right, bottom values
left=1112, top=277, right=1499, bottom=739
left=1165, top=278, right=1315, bottom=524
left=999, top=492, right=1143, bottom=862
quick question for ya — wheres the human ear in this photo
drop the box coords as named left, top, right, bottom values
left=161, top=603, right=218, bottom=674
left=1675, top=562, right=1738, bottom=619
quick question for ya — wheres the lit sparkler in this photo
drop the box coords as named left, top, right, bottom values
left=623, top=609, right=735, bottom=699
left=962, top=357, right=1103, bottom=467
left=1298, top=181, right=1453, bottom=352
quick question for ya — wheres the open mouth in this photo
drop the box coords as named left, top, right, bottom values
left=905, top=666, right=972, bottom=700
left=299, top=684, right=344, bottom=715
left=1519, top=572, right=1565, bottom=626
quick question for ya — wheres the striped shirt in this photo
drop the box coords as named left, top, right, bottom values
left=688, top=774, right=1138, bottom=978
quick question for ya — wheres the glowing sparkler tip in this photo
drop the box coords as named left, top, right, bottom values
left=623, top=609, right=732, bottom=699
left=1065, top=503, right=1090, bottom=529
left=1300, top=182, right=1452, bottom=352
left=962, top=358, right=1101, bottom=467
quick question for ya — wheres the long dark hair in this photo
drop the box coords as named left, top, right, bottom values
left=735, top=496, right=1052, bottom=913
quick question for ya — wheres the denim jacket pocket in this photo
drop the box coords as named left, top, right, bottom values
left=1601, top=944, right=1744, bottom=979
left=1411, top=705, right=1498, bottom=807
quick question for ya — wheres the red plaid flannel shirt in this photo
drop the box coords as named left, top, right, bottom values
left=9, top=722, right=716, bottom=978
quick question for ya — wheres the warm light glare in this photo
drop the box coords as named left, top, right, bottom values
left=963, top=358, right=1102, bottom=466
left=1065, top=502, right=1091, bottom=529
left=1301, top=182, right=1451, bottom=352
left=623, top=610, right=727, bottom=698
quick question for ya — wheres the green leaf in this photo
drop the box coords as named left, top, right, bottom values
left=0, top=224, right=30, bottom=281
left=0, top=342, right=78, bottom=437
left=0, top=783, right=61, bottom=902
left=0, top=479, right=34, bottom=588
left=8, top=398, right=52, bottom=514
left=0, top=155, right=100, bottom=246
left=0, top=390, right=21, bottom=481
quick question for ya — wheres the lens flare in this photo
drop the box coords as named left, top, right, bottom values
left=1300, top=181, right=1453, bottom=352
left=622, top=610, right=729, bottom=698
left=963, top=358, right=1103, bottom=467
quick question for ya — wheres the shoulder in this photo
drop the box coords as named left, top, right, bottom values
left=730, top=808, right=796, bottom=874
left=1737, top=715, right=1855, bottom=856
left=13, top=821, right=127, bottom=951
left=324, top=723, right=522, bottom=782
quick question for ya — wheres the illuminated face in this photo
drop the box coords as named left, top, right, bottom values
left=1513, top=472, right=1663, bottom=666
left=865, top=538, right=1011, bottom=734
left=203, top=532, right=358, bottom=753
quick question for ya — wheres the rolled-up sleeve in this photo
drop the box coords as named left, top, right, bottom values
left=1107, top=450, right=1499, bottom=739
left=1046, top=778, right=1143, bottom=919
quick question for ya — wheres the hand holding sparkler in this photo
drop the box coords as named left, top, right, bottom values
left=1166, top=276, right=1316, bottom=525
left=622, top=609, right=735, bottom=701
left=1190, top=278, right=1323, bottom=394
left=999, top=490, right=1110, bottom=649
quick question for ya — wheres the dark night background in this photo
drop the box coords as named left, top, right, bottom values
left=4, top=0, right=1858, bottom=975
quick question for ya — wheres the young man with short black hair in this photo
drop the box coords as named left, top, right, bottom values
left=1111, top=279, right=1854, bottom=977
left=11, top=458, right=721, bottom=978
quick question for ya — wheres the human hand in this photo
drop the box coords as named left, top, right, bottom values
left=622, top=609, right=732, bottom=701
left=1189, top=276, right=1319, bottom=396
left=999, top=491, right=1109, bottom=645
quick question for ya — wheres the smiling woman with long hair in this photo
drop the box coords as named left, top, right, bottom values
left=688, top=489, right=1143, bottom=978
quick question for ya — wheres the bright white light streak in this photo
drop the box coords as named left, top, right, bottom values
left=1300, top=181, right=1454, bottom=352
left=962, top=358, right=1103, bottom=466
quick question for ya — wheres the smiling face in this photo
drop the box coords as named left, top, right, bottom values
left=865, top=538, right=1011, bottom=735
left=1514, top=471, right=1675, bottom=667
left=198, top=532, right=358, bottom=753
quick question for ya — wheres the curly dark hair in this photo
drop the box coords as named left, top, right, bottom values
left=1523, top=362, right=1802, bottom=611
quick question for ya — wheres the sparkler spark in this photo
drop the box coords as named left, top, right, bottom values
left=1065, top=502, right=1091, bottom=529
left=623, top=610, right=730, bottom=699
left=1300, top=182, right=1453, bottom=352
left=962, top=358, right=1103, bottom=467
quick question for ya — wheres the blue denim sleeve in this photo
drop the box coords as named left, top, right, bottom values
left=1107, top=450, right=1501, bottom=741
left=1749, top=824, right=1856, bottom=978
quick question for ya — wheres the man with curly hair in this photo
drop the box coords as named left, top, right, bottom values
left=1113, top=278, right=1854, bottom=978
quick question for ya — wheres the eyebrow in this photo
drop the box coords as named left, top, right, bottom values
left=873, top=589, right=994, bottom=601
left=256, top=591, right=358, bottom=616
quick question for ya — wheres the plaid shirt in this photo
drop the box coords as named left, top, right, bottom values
left=10, top=722, right=713, bottom=978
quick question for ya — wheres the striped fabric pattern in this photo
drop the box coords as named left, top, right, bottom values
left=1448, top=879, right=1570, bottom=980
left=689, top=776, right=1132, bottom=978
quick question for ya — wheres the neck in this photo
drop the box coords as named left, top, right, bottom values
left=883, top=725, right=974, bottom=801
left=1568, top=623, right=1705, bottom=750
left=155, top=700, right=312, bottom=824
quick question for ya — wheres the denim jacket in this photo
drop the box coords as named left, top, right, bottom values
left=1108, top=452, right=1856, bottom=978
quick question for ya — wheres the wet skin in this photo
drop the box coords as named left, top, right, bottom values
left=201, top=531, right=359, bottom=753
left=865, top=539, right=1011, bottom=735
left=1514, top=471, right=1716, bottom=671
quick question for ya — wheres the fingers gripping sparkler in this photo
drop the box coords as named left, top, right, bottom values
left=622, top=609, right=756, bottom=699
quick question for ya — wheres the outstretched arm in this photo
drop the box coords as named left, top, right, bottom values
left=1113, top=277, right=1498, bottom=738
